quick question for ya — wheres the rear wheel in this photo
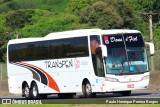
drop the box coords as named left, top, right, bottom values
left=121, top=91, right=131, bottom=96
left=31, top=82, right=40, bottom=99
left=23, top=84, right=31, bottom=99
left=83, top=81, right=96, bottom=98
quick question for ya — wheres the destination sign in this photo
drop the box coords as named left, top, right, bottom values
left=103, top=33, right=144, bottom=47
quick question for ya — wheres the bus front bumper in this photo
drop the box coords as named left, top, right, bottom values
left=104, top=79, right=149, bottom=92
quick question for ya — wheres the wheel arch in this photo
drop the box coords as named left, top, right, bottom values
left=22, top=81, right=28, bottom=95
left=22, top=81, right=28, bottom=89
left=22, top=80, right=36, bottom=89
left=82, top=78, right=91, bottom=92
left=30, top=80, right=37, bottom=88
left=82, top=78, right=90, bottom=86
left=22, top=81, right=30, bottom=97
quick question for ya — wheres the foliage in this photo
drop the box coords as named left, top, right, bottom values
left=2, top=8, right=88, bottom=38
left=124, top=0, right=160, bottom=12
left=5, top=9, right=34, bottom=29
left=0, top=0, right=159, bottom=70
left=37, top=0, right=69, bottom=12
left=0, top=2, right=11, bottom=12
left=106, top=0, right=135, bottom=28
left=0, top=0, right=69, bottom=13
left=65, top=0, right=97, bottom=14
left=79, top=0, right=142, bottom=29
left=20, top=11, right=84, bottom=38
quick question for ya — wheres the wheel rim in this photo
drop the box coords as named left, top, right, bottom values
left=24, top=86, right=30, bottom=98
left=32, top=86, right=38, bottom=97
left=86, top=83, right=91, bottom=95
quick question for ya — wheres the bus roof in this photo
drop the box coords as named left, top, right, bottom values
left=8, top=29, right=141, bottom=45
left=46, top=29, right=141, bottom=38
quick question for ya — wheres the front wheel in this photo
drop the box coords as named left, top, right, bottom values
left=83, top=81, right=96, bottom=98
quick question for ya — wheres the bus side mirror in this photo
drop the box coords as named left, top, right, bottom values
left=145, top=42, right=155, bottom=56
left=99, top=45, right=107, bottom=58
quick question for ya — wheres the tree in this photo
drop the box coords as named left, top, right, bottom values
left=5, top=9, right=34, bottom=29
left=7, top=1, right=20, bottom=10
left=20, top=12, right=87, bottom=38
left=108, top=0, right=135, bottom=28
left=65, top=0, right=97, bottom=14
left=79, top=1, right=123, bottom=29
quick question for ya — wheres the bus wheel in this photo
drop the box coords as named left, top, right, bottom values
left=121, top=91, right=131, bottom=96
left=83, top=81, right=96, bottom=98
left=23, top=84, right=31, bottom=99
left=31, top=82, right=40, bottom=99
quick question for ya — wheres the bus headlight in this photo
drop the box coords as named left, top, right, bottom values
left=141, top=75, right=149, bottom=80
left=106, top=77, right=119, bottom=82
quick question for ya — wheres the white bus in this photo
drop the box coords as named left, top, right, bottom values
left=7, top=29, right=154, bottom=99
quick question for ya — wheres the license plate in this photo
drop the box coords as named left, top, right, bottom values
left=127, top=84, right=134, bottom=88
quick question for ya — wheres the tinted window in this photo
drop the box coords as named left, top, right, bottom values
left=49, top=37, right=89, bottom=58
left=9, top=36, right=89, bottom=62
left=36, top=41, right=48, bottom=60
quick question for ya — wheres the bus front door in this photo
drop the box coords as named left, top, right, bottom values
left=95, top=47, right=106, bottom=92
left=90, top=35, right=105, bottom=92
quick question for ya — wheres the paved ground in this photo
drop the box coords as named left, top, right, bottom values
left=0, top=90, right=160, bottom=104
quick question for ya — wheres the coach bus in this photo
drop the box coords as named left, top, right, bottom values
left=7, top=29, right=154, bottom=99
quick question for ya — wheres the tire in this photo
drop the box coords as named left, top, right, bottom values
left=83, top=81, right=96, bottom=98
left=23, top=84, right=31, bottom=99
left=121, top=91, right=131, bottom=96
left=31, top=82, right=40, bottom=99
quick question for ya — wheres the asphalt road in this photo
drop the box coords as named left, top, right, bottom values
left=1, top=90, right=160, bottom=104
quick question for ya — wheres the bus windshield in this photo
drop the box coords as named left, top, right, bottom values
left=103, top=33, right=148, bottom=75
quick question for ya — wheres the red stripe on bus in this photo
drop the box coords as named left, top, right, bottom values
left=19, top=62, right=60, bottom=93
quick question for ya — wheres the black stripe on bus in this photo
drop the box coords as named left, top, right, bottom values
left=11, top=62, right=48, bottom=86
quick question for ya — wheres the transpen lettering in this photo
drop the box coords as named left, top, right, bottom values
left=45, top=59, right=73, bottom=68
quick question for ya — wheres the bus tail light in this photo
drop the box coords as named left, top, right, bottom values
left=106, top=77, right=119, bottom=82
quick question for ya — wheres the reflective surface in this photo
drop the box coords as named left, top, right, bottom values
left=103, top=33, right=148, bottom=75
